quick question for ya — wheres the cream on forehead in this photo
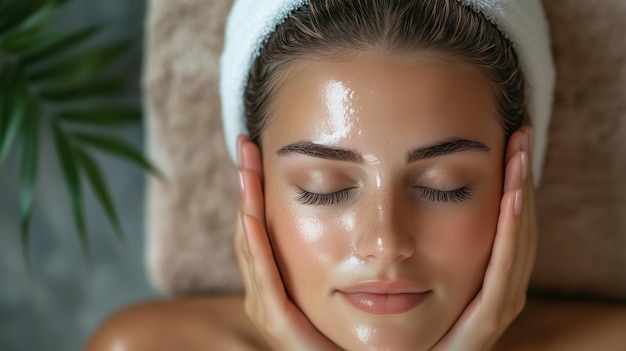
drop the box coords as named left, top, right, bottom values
left=314, top=80, right=357, bottom=145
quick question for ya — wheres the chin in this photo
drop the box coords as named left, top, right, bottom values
left=314, top=308, right=449, bottom=351
left=330, top=323, right=441, bottom=351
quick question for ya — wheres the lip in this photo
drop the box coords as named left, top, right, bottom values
left=337, top=281, right=432, bottom=314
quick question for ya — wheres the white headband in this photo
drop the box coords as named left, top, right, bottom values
left=220, top=0, right=555, bottom=182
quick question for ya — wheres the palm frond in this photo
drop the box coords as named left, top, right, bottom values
left=0, top=0, right=158, bottom=265
left=75, top=148, right=125, bottom=241
left=52, top=122, right=90, bottom=261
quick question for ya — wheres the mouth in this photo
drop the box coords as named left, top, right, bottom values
left=337, top=281, right=432, bottom=314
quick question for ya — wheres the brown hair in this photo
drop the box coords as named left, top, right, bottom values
left=244, top=0, right=526, bottom=145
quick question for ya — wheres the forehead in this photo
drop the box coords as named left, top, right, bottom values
left=263, top=51, right=502, bottom=155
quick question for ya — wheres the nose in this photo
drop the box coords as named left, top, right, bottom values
left=354, top=188, right=415, bottom=264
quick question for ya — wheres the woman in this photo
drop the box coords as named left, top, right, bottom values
left=86, top=1, right=626, bottom=350
left=229, top=0, right=538, bottom=349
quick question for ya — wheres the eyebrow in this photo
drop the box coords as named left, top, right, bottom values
left=276, top=141, right=364, bottom=163
left=276, top=138, right=490, bottom=164
left=405, top=138, right=490, bottom=164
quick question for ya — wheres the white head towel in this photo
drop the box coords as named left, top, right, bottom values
left=220, top=0, right=555, bottom=182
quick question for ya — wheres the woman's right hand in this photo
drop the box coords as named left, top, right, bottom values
left=234, top=135, right=342, bottom=351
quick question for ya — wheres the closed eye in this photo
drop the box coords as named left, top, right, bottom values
left=296, top=188, right=352, bottom=206
left=417, top=186, right=473, bottom=203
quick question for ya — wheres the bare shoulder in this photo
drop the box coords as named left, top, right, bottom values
left=494, top=295, right=626, bottom=351
left=84, top=294, right=269, bottom=351
left=84, top=294, right=626, bottom=351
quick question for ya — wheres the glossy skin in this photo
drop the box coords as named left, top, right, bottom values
left=257, top=52, right=505, bottom=350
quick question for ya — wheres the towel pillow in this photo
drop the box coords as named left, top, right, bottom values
left=144, top=0, right=626, bottom=300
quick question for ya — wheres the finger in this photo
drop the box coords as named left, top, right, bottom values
left=239, top=136, right=266, bottom=226
left=236, top=172, right=257, bottom=294
left=234, top=210, right=261, bottom=320
left=241, top=168, right=266, bottom=226
left=507, top=128, right=536, bottom=299
left=481, top=188, right=522, bottom=318
left=500, top=146, right=531, bottom=316
left=242, top=214, right=290, bottom=324
left=241, top=137, right=264, bottom=182
left=503, top=126, right=528, bottom=289
left=505, top=181, right=531, bottom=313
left=239, top=162, right=281, bottom=315
left=234, top=210, right=259, bottom=295
left=493, top=127, right=536, bottom=326
left=515, top=149, right=538, bottom=298
left=237, top=136, right=275, bottom=325
left=503, top=150, right=527, bottom=193
left=238, top=200, right=281, bottom=323
left=236, top=136, right=266, bottom=260
left=237, top=134, right=264, bottom=181
left=237, top=168, right=266, bottom=318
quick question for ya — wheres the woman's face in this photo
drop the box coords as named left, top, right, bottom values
left=261, top=51, right=505, bottom=350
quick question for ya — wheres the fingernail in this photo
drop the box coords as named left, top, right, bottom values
left=238, top=170, right=245, bottom=198
left=514, top=189, right=523, bottom=216
left=520, top=151, right=528, bottom=182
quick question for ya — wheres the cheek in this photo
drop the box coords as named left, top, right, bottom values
left=428, top=209, right=497, bottom=259
left=265, top=184, right=351, bottom=297
left=419, top=193, right=501, bottom=291
left=426, top=162, right=503, bottom=270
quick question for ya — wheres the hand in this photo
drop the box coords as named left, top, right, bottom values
left=430, top=126, right=538, bottom=351
left=233, top=135, right=342, bottom=351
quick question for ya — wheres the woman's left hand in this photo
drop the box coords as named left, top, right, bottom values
left=430, top=126, right=538, bottom=351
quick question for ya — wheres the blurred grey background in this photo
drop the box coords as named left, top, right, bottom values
left=0, top=0, right=155, bottom=350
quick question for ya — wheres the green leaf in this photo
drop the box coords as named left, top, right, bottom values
left=75, top=149, right=124, bottom=241
left=38, top=77, right=128, bottom=101
left=21, top=24, right=103, bottom=66
left=1, top=28, right=43, bottom=52
left=73, top=133, right=161, bottom=177
left=0, top=2, right=59, bottom=52
left=27, top=40, right=130, bottom=86
left=53, top=122, right=91, bottom=261
left=0, top=67, right=27, bottom=170
left=19, top=102, right=40, bottom=265
left=0, top=0, right=48, bottom=35
left=57, top=106, right=141, bottom=126
left=13, top=32, right=66, bottom=57
left=15, top=1, right=59, bottom=32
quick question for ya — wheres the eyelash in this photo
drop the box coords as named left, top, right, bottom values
left=417, top=186, right=473, bottom=203
left=296, top=188, right=352, bottom=206
left=295, top=186, right=473, bottom=206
